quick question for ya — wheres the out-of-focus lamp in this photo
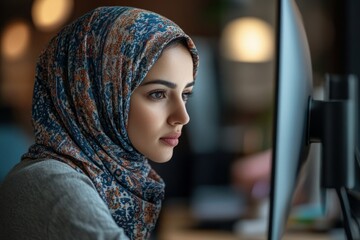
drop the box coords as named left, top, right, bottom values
left=32, top=0, right=74, bottom=32
left=221, top=17, right=274, bottom=62
left=1, top=20, right=31, bottom=60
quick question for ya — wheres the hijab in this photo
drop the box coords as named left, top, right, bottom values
left=23, top=6, right=199, bottom=239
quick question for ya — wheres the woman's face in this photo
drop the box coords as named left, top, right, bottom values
left=127, top=44, right=194, bottom=163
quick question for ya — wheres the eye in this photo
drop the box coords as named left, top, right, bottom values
left=182, top=91, right=193, bottom=103
left=149, top=90, right=167, bottom=100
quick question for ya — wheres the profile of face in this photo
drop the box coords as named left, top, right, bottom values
left=127, top=43, right=194, bottom=163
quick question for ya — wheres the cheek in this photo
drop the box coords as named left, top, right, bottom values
left=128, top=100, right=165, bottom=142
left=133, top=105, right=162, bottom=129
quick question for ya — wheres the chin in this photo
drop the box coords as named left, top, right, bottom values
left=149, top=152, right=173, bottom=163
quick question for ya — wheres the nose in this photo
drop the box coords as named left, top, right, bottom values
left=168, top=98, right=190, bottom=126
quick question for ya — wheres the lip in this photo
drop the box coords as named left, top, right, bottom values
left=160, top=133, right=181, bottom=147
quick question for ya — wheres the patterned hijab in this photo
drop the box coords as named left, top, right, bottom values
left=23, top=6, right=199, bottom=239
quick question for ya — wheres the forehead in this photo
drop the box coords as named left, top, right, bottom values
left=144, top=44, right=194, bottom=81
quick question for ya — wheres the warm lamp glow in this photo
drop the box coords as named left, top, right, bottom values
left=32, top=0, right=74, bottom=32
left=1, top=21, right=31, bottom=60
left=221, top=17, right=274, bottom=62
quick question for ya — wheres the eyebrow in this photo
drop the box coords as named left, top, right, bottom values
left=141, top=79, right=195, bottom=89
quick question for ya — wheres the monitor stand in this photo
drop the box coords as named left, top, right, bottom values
left=308, top=74, right=360, bottom=240
left=337, top=185, right=360, bottom=239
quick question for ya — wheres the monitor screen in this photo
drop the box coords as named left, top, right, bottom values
left=267, top=0, right=313, bottom=239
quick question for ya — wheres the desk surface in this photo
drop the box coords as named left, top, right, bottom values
left=157, top=202, right=338, bottom=240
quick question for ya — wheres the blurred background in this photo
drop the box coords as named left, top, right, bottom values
left=0, top=0, right=359, bottom=239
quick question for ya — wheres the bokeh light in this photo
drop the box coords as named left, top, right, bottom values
left=31, top=0, right=74, bottom=32
left=1, top=20, right=31, bottom=60
left=221, top=17, right=274, bottom=62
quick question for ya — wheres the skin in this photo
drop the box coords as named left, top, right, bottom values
left=232, top=149, right=272, bottom=199
left=127, top=44, right=194, bottom=163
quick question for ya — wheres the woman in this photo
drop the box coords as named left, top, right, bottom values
left=0, top=6, right=199, bottom=240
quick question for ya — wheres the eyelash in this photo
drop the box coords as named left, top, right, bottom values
left=182, top=91, right=193, bottom=102
left=149, top=90, right=167, bottom=100
left=148, top=90, right=193, bottom=102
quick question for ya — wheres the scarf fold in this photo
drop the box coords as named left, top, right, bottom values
left=23, top=6, right=199, bottom=239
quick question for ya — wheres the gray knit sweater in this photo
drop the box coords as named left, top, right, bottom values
left=0, top=159, right=129, bottom=240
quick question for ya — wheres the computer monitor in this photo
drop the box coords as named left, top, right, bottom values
left=268, top=0, right=359, bottom=239
left=268, top=0, right=312, bottom=239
